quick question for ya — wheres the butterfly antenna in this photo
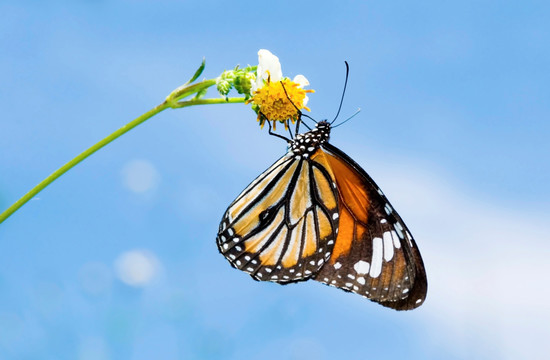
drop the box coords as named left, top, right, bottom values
left=332, top=108, right=361, bottom=129
left=330, top=61, right=350, bottom=125
left=280, top=81, right=317, bottom=136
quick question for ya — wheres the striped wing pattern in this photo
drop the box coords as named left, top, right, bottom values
left=314, top=144, right=427, bottom=310
left=217, top=152, right=340, bottom=283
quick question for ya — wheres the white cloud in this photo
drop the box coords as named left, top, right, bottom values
left=365, top=155, right=550, bottom=360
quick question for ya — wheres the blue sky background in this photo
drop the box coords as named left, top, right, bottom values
left=1, top=1, right=549, bottom=359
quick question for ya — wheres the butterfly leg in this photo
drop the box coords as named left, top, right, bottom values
left=260, top=111, right=291, bottom=142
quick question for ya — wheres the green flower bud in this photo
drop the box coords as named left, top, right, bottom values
left=216, top=78, right=232, bottom=96
left=220, top=70, right=236, bottom=82
left=234, top=72, right=255, bottom=97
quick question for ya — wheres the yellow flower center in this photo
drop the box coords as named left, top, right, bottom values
left=248, top=78, right=314, bottom=129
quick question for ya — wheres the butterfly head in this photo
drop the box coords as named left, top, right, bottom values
left=289, top=121, right=331, bottom=157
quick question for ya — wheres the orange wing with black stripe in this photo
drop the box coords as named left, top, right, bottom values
left=314, top=143, right=427, bottom=310
left=217, top=152, right=340, bottom=283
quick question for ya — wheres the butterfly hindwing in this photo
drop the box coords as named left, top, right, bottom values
left=313, top=143, right=428, bottom=310
left=217, top=153, right=340, bottom=284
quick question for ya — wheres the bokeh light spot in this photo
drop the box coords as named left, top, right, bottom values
left=121, top=159, right=160, bottom=193
left=114, top=250, right=159, bottom=287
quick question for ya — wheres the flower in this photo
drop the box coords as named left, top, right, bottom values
left=248, top=49, right=314, bottom=129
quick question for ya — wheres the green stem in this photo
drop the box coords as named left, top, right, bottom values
left=173, top=97, right=246, bottom=108
left=0, top=76, right=245, bottom=224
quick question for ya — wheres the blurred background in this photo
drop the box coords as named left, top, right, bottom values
left=1, top=1, right=549, bottom=359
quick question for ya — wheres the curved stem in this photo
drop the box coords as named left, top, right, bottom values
left=0, top=102, right=171, bottom=224
left=0, top=75, right=246, bottom=224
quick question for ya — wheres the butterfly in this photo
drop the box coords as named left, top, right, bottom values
left=216, top=118, right=427, bottom=310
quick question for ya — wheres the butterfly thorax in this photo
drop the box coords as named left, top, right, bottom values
left=289, top=121, right=331, bottom=157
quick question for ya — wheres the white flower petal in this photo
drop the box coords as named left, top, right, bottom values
left=293, top=74, right=310, bottom=88
left=303, top=95, right=309, bottom=106
left=257, top=49, right=283, bottom=84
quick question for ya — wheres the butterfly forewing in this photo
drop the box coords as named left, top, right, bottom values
left=313, top=143, right=427, bottom=310
left=217, top=153, right=340, bottom=284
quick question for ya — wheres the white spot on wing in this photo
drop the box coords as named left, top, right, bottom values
left=370, top=237, right=383, bottom=278
left=394, top=222, right=405, bottom=239
left=353, top=260, right=370, bottom=274
left=391, top=230, right=401, bottom=248
left=334, top=262, right=342, bottom=270
left=406, top=231, right=414, bottom=247
left=383, top=232, right=394, bottom=261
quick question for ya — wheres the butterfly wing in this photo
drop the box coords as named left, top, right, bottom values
left=313, top=143, right=428, bottom=310
left=217, top=152, right=340, bottom=283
